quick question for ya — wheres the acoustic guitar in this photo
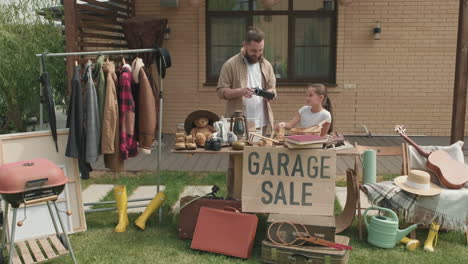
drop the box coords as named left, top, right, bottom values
left=395, top=125, right=468, bottom=189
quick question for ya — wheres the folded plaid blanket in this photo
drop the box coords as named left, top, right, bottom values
left=363, top=181, right=417, bottom=211
left=364, top=181, right=468, bottom=231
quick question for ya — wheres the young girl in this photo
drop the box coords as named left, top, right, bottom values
left=276, top=83, right=333, bottom=136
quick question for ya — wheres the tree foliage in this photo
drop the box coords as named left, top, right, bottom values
left=0, top=0, right=66, bottom=133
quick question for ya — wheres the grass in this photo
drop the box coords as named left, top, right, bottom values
left=45, top=171, right=467, bottom=264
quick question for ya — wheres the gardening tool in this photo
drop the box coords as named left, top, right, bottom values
left=363, top=206, right=418, bottom=248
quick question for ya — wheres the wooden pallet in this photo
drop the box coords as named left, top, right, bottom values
left=6, top=235, right=68, bottom=264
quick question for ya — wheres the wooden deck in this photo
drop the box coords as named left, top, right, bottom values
left=91, top=134, right=468, bottom=175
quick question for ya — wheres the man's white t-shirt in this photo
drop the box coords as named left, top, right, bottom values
left=245, top=61, right=268, bottom=128
left=298, top=106, right=332, bottom=128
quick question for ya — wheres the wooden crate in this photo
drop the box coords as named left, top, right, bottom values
left=7, top=235, right=69, bottom=264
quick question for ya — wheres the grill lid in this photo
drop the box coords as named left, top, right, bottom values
left=0, top=158, right=67, bottom=194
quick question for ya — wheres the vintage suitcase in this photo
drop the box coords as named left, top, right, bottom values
left=267, top=214, right=336, bottom=244
left=261, top=235, right=350, bottom=264
left=191, top=207, right=258, bottom=259
left=178, top=196, right=241, bottom=240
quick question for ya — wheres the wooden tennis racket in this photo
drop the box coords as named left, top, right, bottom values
left=267, top=221, right=353, bottom=250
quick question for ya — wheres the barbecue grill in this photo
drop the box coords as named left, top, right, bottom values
left=0, top=158, right=77, bottom=264
left=0, top=159, right=67, bottom=208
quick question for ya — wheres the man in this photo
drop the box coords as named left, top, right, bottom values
left=217, top=27, right=277, bottom=136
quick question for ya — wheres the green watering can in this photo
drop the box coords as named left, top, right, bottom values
left=363, top=206, right=418, bottom=248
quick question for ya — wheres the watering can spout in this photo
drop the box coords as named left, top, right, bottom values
left=396, top=224, right=418, bottom=242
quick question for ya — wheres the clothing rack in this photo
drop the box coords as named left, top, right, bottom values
left=35, top=48, right=156, bottom=58
left=35, top=48, right=166, bottom=222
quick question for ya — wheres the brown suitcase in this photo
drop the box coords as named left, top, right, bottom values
left=267, top=214, right=336, bottom=244
left=191, top=207, right=258, bottom=259
left=261, top=236, right=350, bottom=264
left=178, top=196, right=241, bottom=240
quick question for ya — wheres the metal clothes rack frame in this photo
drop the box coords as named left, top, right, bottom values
left=35, top=48, right=165, bottom=222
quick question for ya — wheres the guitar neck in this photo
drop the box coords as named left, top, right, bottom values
left=398, top=133, right=430, bottom=158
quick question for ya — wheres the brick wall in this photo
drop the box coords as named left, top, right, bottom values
left=135, top=0, right=462, bottom=136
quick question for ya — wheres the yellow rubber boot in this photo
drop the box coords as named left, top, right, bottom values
left=135, top=192, right=166, bottom=230
left=424, top=222, right=440, bottom=252
left=114, top=185, right=129, bottom=233
left=400, top=237, right=420, bottom=251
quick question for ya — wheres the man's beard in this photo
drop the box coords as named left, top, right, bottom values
left=245, top=53, right=262, bottom=64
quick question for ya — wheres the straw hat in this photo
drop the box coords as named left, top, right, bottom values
left=394, top=170, right=442, bottom=196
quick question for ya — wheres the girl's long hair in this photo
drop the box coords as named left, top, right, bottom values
left=308, top=83, right=333, bottom=133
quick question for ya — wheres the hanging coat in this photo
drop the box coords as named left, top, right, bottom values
left=104, top=123, right=125, bottom=172
left=102, top=61, right=124, bottom=171
left=101, top=61, right=118, bottom=154
left=65, top=65, right=92, bottom=179
left=119, top=64, right=138, bottom=160
left=132, top=58, right=156, bottom=154
left=93, top=55, right=106, bottom=152
left=84, top=61, right=101, bottom=163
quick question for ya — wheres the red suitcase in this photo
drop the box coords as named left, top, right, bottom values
left=178, top=196, right=241, bottom=240
left=191, top=207, right=258, bottom=259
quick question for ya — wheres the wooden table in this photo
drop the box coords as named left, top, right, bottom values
left=172, top=146, right=358, bottom=200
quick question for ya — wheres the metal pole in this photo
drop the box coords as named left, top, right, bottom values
left=7, top=208, right=17, bottom=264
left=83, top=197, right=155, bottom=206
left=157, top=57, right=163, bottom=224
left=46, top=201, right=61, bottom=238
left=0, top=202, right=8, bottom=254
left=39, top=58, right=44, bottom=130
left=85, top=204, right=152, bottom=213
left=52, top=201, right=77, bottom=264
left=35, top=48, right=157, bottom=57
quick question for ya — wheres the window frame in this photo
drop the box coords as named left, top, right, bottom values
left=205, top=0, right=337, bottom=86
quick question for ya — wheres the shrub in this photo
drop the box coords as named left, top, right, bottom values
left=0, top=0, right=66, bottom=133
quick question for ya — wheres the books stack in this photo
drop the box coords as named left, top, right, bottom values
left=284, top=135, right=328, bottom=149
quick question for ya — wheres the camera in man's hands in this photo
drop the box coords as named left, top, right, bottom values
left=253, top=87, right=275, bottom=100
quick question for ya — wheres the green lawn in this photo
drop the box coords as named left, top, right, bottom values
left=45, top=171, right=467, bottom=264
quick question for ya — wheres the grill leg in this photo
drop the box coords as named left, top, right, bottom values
left=46, top=201, right=61, bottom=238
left=52, top=201, right=77, bottom=264
left=1, top=203, right=7, bottom=250
left=7, top=207, right=17, bottom=264
left=0, top=202, right=8, bottom=262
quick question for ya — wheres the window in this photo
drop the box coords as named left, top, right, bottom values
left=206, top=0, right=337, bottom=85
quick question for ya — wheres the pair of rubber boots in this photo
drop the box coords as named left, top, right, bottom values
left=399, top=222, right=440, bottom=252
left=175, top=133, right=196, bottom=150
left=114, top=185, right=166, bottom=232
